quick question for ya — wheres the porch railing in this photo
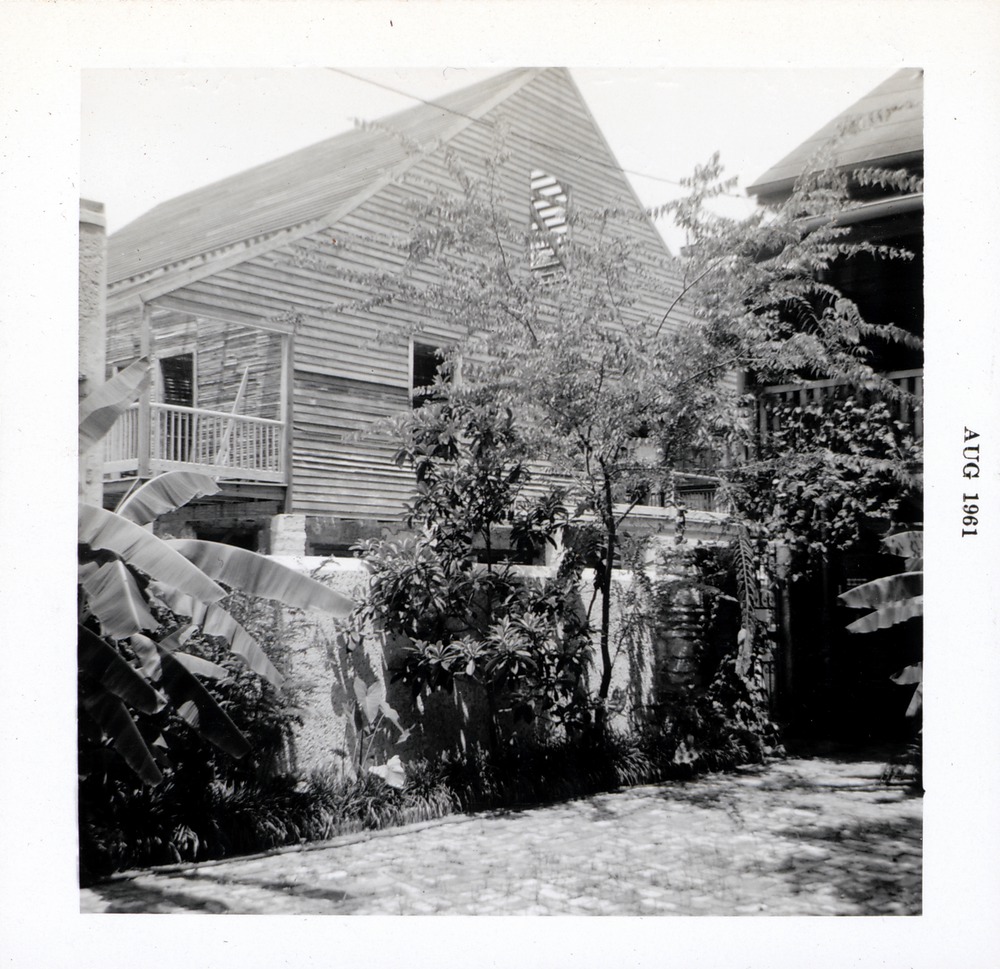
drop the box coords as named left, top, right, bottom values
left=104, top=403, right=287, bottom=483
left=757, top=368, right=923, bottom=441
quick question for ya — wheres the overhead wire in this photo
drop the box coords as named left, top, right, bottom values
left=324, top=67, right=749, bottom=202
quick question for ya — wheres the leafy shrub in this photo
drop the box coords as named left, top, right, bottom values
left=729, top=394, right=921, bottom=578
left=78, top=620, right=306, bottom=881
left=350, top=388, right=594, bottom=750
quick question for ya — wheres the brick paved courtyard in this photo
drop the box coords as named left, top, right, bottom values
left=80, top=754, right=921, bottom=916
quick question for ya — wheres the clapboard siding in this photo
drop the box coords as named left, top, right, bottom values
left=106, top=68, right=714, bottom=521
left=291, top=369, right=413, bottom=515
left=105, top=303, right=283, bottom=419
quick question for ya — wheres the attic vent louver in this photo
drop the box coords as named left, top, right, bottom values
left=529, top=169, right=569, bottom=275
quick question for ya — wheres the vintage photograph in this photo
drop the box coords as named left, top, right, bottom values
left=77, top=65, right=924, bottom=916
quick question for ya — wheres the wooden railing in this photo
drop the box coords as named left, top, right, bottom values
left=103, top=403, right=140, bottom=474
left=757, top=368, right=923, bottom=441
left=105, top=403, right=286, bottom=483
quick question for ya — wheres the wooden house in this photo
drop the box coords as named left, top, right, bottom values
left=102, top=68, right=721, bottom=555
left=746, top=68, right=924, bottom=741
left=747, top=67, right=924, bottom=445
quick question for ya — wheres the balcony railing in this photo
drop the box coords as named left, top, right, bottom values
left=104, top=403, right=287, bottom=483
left=757, top=368, right=923, bottom=441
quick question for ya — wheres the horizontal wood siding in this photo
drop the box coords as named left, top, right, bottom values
left=110, top=69, right=716, bottom=519
left=292, top=369, right=413, bottom=517
left=106, top=304, right=282, bottom=420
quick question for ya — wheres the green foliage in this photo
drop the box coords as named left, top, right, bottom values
left=351, top=675, right=410, bottom=785
left=78, top=621, right=304, bottom=881
left=350, top=388, right=594, bottom=748
left=658, top=151, right=922, bottom=399
left=326, top=128, right=921, bottom=717
left=727, top=395, right=921, bottom=576
left=653, top=657, right=783, bottom=775
left=78, top=368, right=354, bottom=789
left=434, top=733, right=659, bottom=811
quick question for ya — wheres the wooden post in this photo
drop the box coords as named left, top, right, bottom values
left=137, top=300, right=153, bottom=477
left=280, top=328, right=295, bottom=513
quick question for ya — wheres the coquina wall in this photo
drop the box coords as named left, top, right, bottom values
left=264, top=546, right=729, bottom=777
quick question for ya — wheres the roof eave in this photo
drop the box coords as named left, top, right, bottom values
left=747, top=149, right=924, bottom=202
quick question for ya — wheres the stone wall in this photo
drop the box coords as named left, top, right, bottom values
left=263, top=546, right=726, bottom=777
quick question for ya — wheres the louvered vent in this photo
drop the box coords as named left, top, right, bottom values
left=529, top=170, right=569, bottom=275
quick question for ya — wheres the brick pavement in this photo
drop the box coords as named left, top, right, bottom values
left=80, top=755, right=921, bottom=915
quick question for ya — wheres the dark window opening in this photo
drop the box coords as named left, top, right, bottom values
left=471, top=526, right=542, bottom=566
left=159, top=353, right=195, bottom=406
left=159, top=353, right=195, bottom=462
left=411, top=342, right=449, bottom=408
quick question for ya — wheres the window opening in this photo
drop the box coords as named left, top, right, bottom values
left=411, top=341, right=449, bottom=408
left=529, top=169, right=569, bottom=275
left=158, top=353, right=195, bottom=462
left=159, top=353, right=195, bottom=406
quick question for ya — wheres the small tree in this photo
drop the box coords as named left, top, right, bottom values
left=319, top=118, right=921, bottom=729
left=319, top=136, right=724, bottom=725
left=349, top=387, right=593, bottom=750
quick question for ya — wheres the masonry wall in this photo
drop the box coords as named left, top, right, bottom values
left=264, top=548, right=723, bottom=777
left=79, top=200, right=107, bottom=505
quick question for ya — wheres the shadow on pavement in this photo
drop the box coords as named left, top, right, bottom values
left=771, top=816, right=922, bottom=915
left=84, top=880, right=232, bottom=914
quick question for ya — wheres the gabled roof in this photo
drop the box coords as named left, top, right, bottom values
left=747, top=68, right=923, bottom=201
left=107, top=68, right=545, bottom=290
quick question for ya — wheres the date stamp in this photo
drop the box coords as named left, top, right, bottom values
left=962, top=427, right=980, bottom=537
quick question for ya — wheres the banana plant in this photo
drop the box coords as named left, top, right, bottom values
left=78, top=360, right=355, bottom=784
left=838, top=529, right=923, bottom=717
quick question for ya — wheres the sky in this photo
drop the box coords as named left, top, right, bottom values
left=81, top=66, right=893, bottom=253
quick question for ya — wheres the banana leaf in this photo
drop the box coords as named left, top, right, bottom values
left=78, top=358, right=150, bottom=449
left=130, top=633, right=251, bottom=759
left=80, top=559, right=158, bottom=639
left=838, top=571, right=923, bottom=610
left=171, top=652, right=231, bottom=680
left=148, top=583, right=284, bottom=688
left=882, top=530, right=923, bottom=570
left=846, top=594, right=923, bottom=633
left=80, top=504, right=226, bottom=603
left=78, top=625, right=164, bottom=714
left=115, top=471, right=221, bottom=524
left=166, top=539, right=355, bottom=616
left=890, top=662, right=922, bottom=686
left=80, top=686, right=163, bottom=786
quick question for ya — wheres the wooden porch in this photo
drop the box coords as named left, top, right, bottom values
left=757, top=368, right=923, bottom=441
left=104, top=402, right=288, bottom=484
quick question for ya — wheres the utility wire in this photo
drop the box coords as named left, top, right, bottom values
left=324, top=67, right=749, bottom=201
